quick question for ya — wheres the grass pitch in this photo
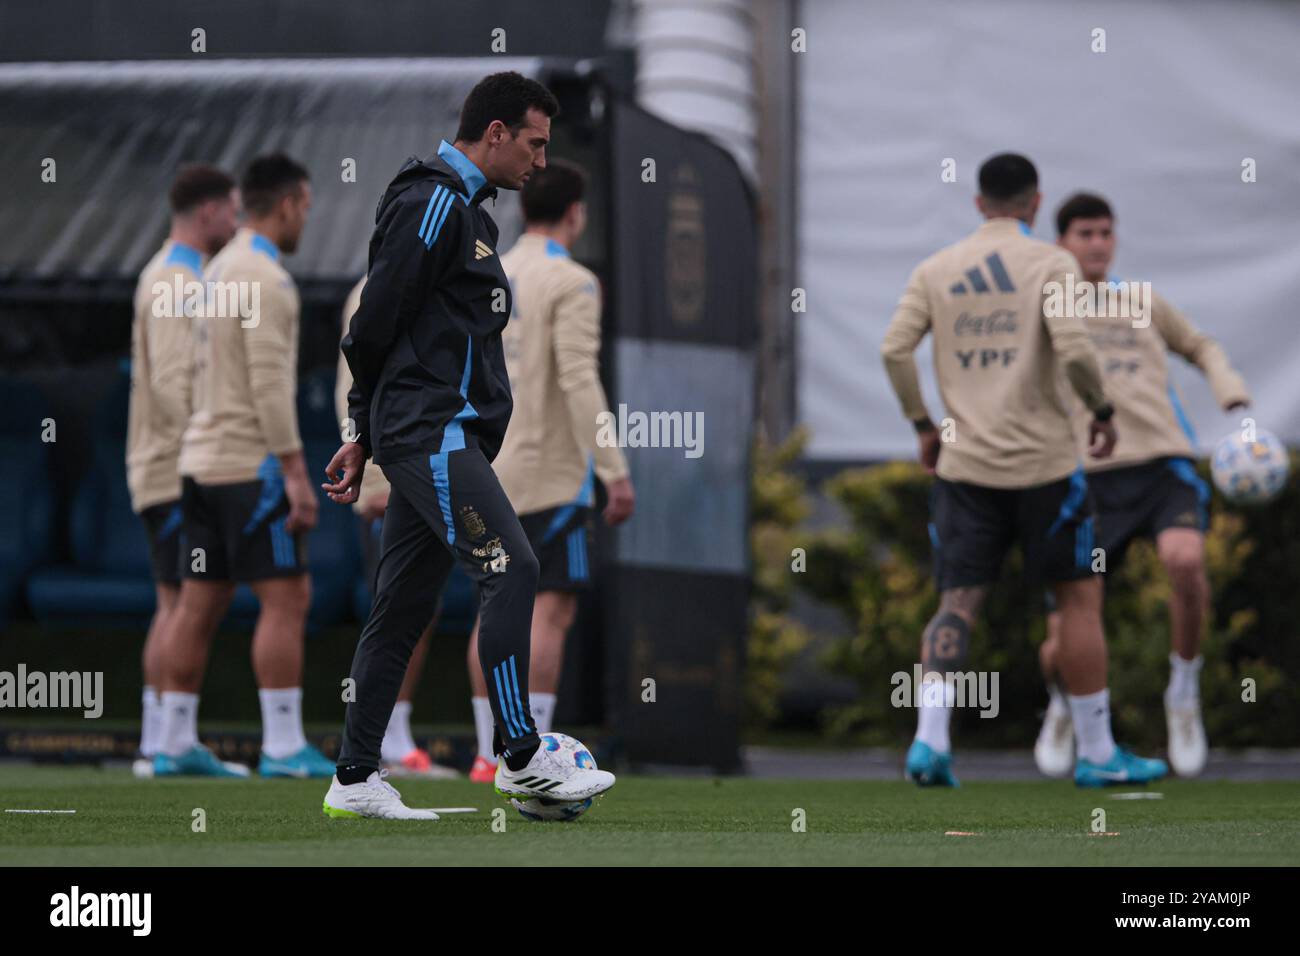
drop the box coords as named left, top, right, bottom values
left=1, top=766, right=1297, bottom=866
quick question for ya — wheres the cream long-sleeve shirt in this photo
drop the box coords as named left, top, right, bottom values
left=179, top=227, right=302, bottom=484
left=1069, top=288, right=1250, bottom=471
left=126, top=240, right=203, bottom=511
left=882, top=218, right=1108, bottom=489
left=492, top=233, right=629, bottom=514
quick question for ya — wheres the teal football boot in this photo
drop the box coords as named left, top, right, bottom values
left=906, top=740, right=960, bottom=787
left=259, top=744, right=336, bottom=778
left=153, top=745, right=250, bottom=777
left=1075, top=745, right=1168, bottom=788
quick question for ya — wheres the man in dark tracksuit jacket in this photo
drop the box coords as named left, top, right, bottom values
left=325, top=80, right=559, bottom=787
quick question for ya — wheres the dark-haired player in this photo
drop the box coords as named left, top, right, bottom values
left=127, top=164, right=239, bottom=777
left=324, top=72, right=615, bottom=818
left=882, top=153, right=1167, bottom=788
left=1033, top=193, right=1250, bottom=780
left=156, top=153, right=331, bottom=778
left=464, top=159, right=634, bottom=782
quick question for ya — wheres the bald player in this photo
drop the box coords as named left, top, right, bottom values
left=1034, top=192, right=1251, bottom=780
left=881, top=153, right=1167, bottom=788
left=334, top=276, right=456, bottom=778
left=464, top=159, right=634, bottom=783
left=127, top=164, right=239, bottom=777
left=156, top=153, right=332, bottom=778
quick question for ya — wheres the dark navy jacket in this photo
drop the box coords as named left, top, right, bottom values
left=342, top=139, right=514, bottom=465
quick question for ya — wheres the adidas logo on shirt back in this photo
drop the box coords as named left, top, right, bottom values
left=949, top=253, right=1016, bottom=295
left=474, top=239, right=494, bottom=260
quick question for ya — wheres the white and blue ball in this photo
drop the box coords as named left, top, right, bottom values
left=1211, top=428, right=1289, bottom=505
left=510, top=733, right=599, bottom=822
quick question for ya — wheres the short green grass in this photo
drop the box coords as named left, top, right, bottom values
left=1, top=767, right=1297, bottom=866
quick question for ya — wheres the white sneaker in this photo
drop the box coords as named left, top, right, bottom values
left=322, top=770, right=440, bottom=820
left=1034, top=696, right=1074, bottom=779
left=495, top=744, right=616, bottom=802
left=1165, top=695, right=1207, bottom=777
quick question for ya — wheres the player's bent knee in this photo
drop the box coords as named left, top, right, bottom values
left=1053, top=575, right=1102, bottom=608
left=281, top=576, right=313, bottom=616
left=537, top=591, right=578, bottom=632
left=253, top=574, right=312, bottom=621
left=1161, top=547, right=1204, bottom=584
left=511, top=545, right=540, bottom=586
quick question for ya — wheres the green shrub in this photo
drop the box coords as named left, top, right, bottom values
left=755, top=450, right=1300, bottom=748
left=746, top=429, right=815, bottom=730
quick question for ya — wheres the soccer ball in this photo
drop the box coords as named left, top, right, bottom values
left=509, top=733, right=598, bottom=822
left=1210, top=428, right=1289, bottom=504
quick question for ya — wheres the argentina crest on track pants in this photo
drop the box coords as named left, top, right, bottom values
left=336, top=438, right=541, bottom=770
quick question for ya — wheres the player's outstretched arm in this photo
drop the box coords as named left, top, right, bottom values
left=1151, top=292, right=1251, bottom=411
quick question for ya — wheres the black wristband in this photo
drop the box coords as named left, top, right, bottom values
left=1092, top=403, right=1114, bottom=423
left=912, top=416, right=936, bottom=433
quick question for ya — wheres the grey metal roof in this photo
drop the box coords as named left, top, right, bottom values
left=0, top=58, right=534, bottom=281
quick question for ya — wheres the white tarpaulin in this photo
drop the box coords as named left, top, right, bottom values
left=797, top=0, right=1300, bottom=460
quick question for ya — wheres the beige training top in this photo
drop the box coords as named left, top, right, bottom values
left=126, top=240, right=203, bottom=511
left=179, top=227, right=302, bottom=484
left=492, top=233, right=629, bottom=515
left=334, top=276, right=392, bottom=511
left=1069, top=288, right=1250, bottom=471
left=882, top=218, right=1108, bottom=489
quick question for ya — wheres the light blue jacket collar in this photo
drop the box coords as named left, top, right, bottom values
left=164, top=240, right=204, bottom=273
left=247, top=229, right=281, bottom=262
left=438, top=139, right=488, bottom=201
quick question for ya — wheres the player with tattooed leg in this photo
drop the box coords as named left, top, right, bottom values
left=881, top=154, right=1168, bottom=788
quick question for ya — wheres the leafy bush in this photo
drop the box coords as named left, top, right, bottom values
left=755, top=449, right=1300, bottom=748
left=746, top=430, right=815, bottom=730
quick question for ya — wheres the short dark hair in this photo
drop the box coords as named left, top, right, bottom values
left=169, top=163, right=236, bottom=215
left=240, top=153, right=310, bottom=217
left=1056, top=191, right=1114, bottom=237
left=456, top=71, right=559, bottom=143
left=978, top=153, right=1038, bottom=205
left=521, top=159, right=587, bottom=224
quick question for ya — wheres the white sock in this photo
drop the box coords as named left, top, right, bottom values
left=1046, top=683, right=1070, bottom=719
left=259, top=687, right=307, bottom=760
left=1069, top=688, right=1117, bottom=764
left=529, top=692, right=557, bottom=734
left=1166, top=653, right=1203, bottom=705
left=381, top=700, right=417, bottom=762
left=159, top=691, right=199, bottom=757
left=471, top=696, right=495, bottom=761
left=914, top=677, right=953, bottom=753
left=140, top=686, right=164, bottom=757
